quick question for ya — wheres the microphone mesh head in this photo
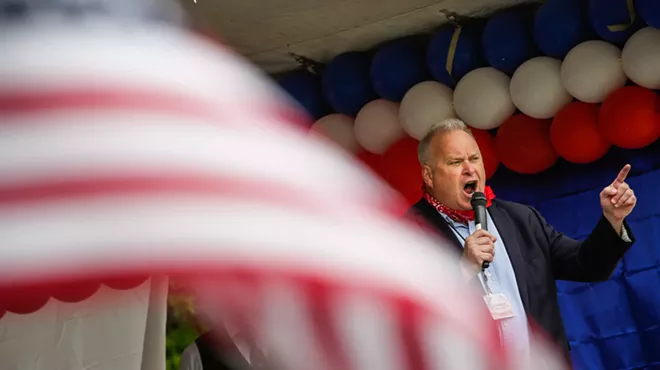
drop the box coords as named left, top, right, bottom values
left=470, top=191, right=487, bottom=206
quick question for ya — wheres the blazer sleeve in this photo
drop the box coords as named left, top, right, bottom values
left=528, top=206, right=635, bottom=282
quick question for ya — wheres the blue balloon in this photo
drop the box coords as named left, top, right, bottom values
left=482, top=7, right=540, bottom=75
left=534, top=0, right=594, bottom=59
left=588, top=0, right=643, bottom=46
left=370, top=39, right=429, bottom=102
left=322, top=52, right=377, bottom=117
left=637, top=0, right=660, bottom=29
left=278, top=70, right=329, bottom=121
left=427, top=23, right=486, bottom=87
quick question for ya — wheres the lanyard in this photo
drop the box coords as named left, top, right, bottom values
left=446, top=220, right=494, bottom=296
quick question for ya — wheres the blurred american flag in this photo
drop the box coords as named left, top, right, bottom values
left=0, top=3, right=567, bottom=370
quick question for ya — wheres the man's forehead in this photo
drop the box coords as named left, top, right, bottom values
left=430, top=131, right=479, bottom=157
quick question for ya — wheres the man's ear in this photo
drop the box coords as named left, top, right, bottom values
left=422, top=164, right=433, bottom=189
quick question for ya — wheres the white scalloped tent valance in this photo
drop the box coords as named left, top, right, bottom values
left=0, top=277, right=168, bottom=370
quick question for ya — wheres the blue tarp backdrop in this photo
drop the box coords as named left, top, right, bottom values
left=489, top=143, right=660, bottom=370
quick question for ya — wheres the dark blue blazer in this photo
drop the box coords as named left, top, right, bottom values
left=405, top=198, right=635, bottom=353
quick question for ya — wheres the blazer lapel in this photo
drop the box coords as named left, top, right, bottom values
left=411, top=199, right=463, bottom=253
left=487, top=201, right=531, bottom=313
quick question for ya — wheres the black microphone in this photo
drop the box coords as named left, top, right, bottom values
left=470, top=191, right=489, bottom=270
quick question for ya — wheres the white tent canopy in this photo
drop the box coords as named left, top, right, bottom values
left=180, top=0, right=538, bottom=74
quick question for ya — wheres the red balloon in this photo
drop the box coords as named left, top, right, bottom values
left=381, top=137, right=422, bottom=206
left=356, top=150, right=384, bottom=178
left=599, top=86, right=660, bottom=149
left=495, top=114, right=558, bottom=174
left=551, top=102, right=610, bottom=164
left=471, top=129, right=500, bottom=179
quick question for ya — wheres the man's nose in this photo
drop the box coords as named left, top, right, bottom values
left=462, top=161, right=476, bottom=176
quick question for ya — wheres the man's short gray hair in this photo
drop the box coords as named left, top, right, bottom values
left=417, top=118, right=473, bottom=165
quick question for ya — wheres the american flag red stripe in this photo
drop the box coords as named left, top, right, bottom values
left=397, top=300, right=429, bottom=370
left=185, top=267, right=506, bottom=370
left=0, top=19, right=568, bottom=370
left=0, top=89, right=226, bottom=119
left=0, top=112, right=402, bottom=217
left=304, top=280, right=353, bottom=370
left=0, top=89, right=311, bottom=128
left=0, top=175, right=340, bottom=216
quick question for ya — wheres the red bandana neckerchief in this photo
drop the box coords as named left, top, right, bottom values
left=423, top=186, right=496, bottom=225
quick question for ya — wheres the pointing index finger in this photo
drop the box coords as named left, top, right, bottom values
left=613, top=164, right=631, bottom=186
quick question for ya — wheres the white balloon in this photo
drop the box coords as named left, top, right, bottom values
left=561, top=40, right=627, bottom=103
left=622, top=27, right=660, bottom=89
left=453, top=67, right=515, bottom=130
left=354, top=99, right=405, bottom=154
left=399, top=81, right=456, bottom=140
left=510, top=57, right=572, bottom=119
left=310, top=114, right=361, bottom=153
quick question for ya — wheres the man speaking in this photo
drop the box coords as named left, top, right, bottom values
left=406, top=118, right=636, bottom=360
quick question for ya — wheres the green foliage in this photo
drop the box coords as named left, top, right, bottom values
left=166, top=318, right=199, bottom=370
left=166, top=289, right=200, bottom=370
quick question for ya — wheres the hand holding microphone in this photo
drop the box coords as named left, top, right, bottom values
left=461, top=229, right=496, bottom=276
left=460, top=192, right=496, bottom=277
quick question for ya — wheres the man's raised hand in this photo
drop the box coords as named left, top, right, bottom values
left=600, top=164, right=636, bottom=229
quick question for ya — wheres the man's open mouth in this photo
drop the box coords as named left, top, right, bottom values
left=463, top=181, right=477, bottom=195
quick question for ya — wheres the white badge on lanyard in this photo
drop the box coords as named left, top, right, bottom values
left=483, top=293, right=515, bottom=320
left=474, top=221, right=514, bottom=320
left=480, top=269, right=514, bottom=320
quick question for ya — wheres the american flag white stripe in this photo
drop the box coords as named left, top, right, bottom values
left=0, top=18, right=568, bottom=370
left=421, top=317, right=491, bottom=370
left=260, top=281, right=326, bottom=370
left=0, top=195, right=478, bottom=309
left=0, top=109, right=399, bottom=215
left=188, top=268, right=509, bottom=370
left=0, top=22, right=288, bottom=111
left=335, top=293, right=407, bottom=370
left=0, top=114, right=367, bottom=196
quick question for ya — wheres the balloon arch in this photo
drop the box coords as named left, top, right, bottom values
left=280, top=0, right=660, bottom=208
